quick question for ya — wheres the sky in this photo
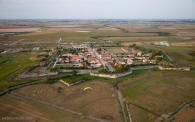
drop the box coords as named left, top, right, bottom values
left=0, top=0, right=195, bottom=19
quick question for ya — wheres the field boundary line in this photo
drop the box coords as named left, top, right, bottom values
left=125, top=101, right=132, bottom=122
left=114, top=84, right=128, bottom=122
left=128, top=101, right=160, bottom=116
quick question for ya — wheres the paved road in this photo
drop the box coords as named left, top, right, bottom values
left=107, top=64, right=115, bottom=72
left=92, top=48, right=106, bottom=68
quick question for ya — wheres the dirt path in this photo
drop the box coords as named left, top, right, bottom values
left=125, top=101, right=132, bottom=122
left=114, top=83, right=128, bottom=122
left=129, top=101, right=160, bottom=116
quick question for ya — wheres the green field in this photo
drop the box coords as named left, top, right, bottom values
left=119, top=70, right=195, bottom=121
left=162, top=46, right=195, bottom=67
left=0, top=52, right=38, bottom=90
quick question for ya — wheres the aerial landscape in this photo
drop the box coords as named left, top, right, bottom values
left=0, top=0, right=195, bottom=122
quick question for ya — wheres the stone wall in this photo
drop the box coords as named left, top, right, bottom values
left=90, top=70, right=133, bottom=78
left=158, top=66, right=190, bottom=71
left=90, top=65, right=191, bottom=79
left=90, top=65, right=158, bottom=78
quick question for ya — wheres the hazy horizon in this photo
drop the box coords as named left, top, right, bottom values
left=0, top=0, right=195, bottom=19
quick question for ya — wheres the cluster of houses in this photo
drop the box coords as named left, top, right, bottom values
left=54, top=44, right=158, bottom=71
left=95, top=47, right=156, bottom=68
left=56, top=47, right=102, bottom=69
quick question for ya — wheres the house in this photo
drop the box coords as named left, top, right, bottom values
left=127, top=59, right=133, bottom=64
left=137, top=51, right=142, bottom=56
left=57, top=58, right=63, bottom=63
left=118, top=60, right=126, bottom=65
left=64, top=59, right=70, bottom=63
left=71, top=58, right=83, bottom=63
left=62, top=53, right=72, bottom=57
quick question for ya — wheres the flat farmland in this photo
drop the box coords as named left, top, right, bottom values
left=0, top=95, right=94, bottom=122
left=171, top=41, right=195, bottom=46
left=119, top=70, right=195, bottom=121
left=100, top=36, right=169, bottom=42
left=1, top=21, right=195, bottom=46
left=172, top=103, right=195, bottom=122
left=0, top=52, right=40, bottom=90
left=162, top=46, right=195, bottom=67
left=0, top=20, right=195, bottom=122
left=0, top=28, right=40, bottom=32
left=13, top=81, right=123, bottom=122
left=15, top=30, right=56, bottom=37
